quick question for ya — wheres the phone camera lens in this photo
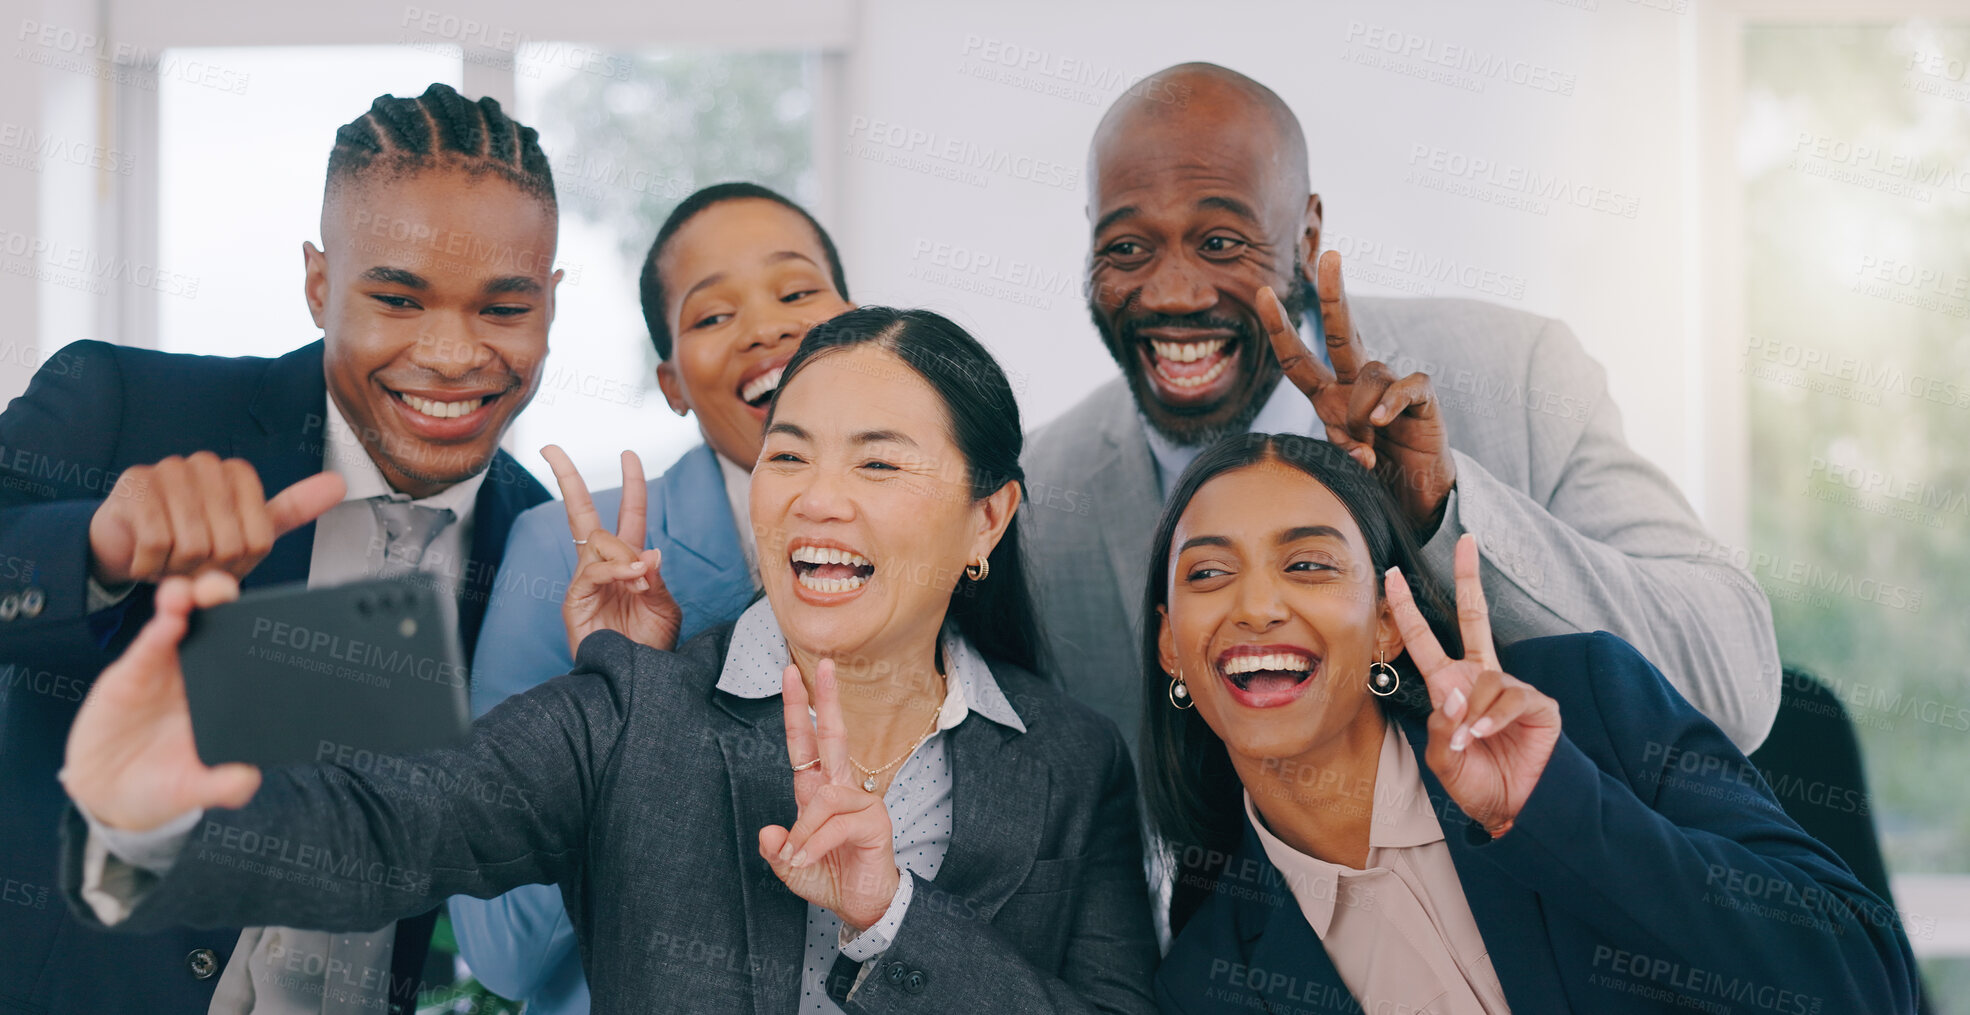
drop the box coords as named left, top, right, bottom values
left=356, top=597, right=373, bottom=617
left=378, top=591, right=395, bottom=612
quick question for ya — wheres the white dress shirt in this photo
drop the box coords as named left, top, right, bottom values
left=715, top=597, right=1025, bottom=1013
left=308, top=397, right=484, bottom=594
left=715, top=451, right=760, bottom=589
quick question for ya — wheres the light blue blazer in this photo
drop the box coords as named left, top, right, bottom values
left=449, top=443, right=756, bottom=1014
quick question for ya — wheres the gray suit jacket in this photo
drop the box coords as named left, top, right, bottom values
left=1022, top=295, right=1780, bottom=752
left=61, top=626, right=1158, bottom=1015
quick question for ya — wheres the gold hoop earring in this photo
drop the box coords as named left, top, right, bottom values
left=965, top=556, right=990, bottom=582
left=1168, top=668, right=1195, bottom=710
left=1367, top=652, right=1400, bottom=698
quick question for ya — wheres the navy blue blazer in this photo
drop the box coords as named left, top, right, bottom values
left=1155, top=632, right=1919, bottom=1015
left=0, top=339, right=548, bottom=1015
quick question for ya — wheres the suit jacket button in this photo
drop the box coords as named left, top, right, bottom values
left=187, top=948, right=219, bottom=979
left=0, top=594, right=18, bottom=621
left=885, top=961, right=907, bottom=985
left=18, top=587, right=43, bottom=618
left=903, top=969, right=927, bottom=994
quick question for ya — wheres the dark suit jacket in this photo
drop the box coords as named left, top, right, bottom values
left=58, top=622, right=1160, bottom=1014
left=1155, top=632, right=1919, bottom=1015
left=0, top=339, right=547, bottom=1015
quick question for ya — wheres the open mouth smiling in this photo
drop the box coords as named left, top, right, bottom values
left=737, top=357, right=792, bottom=413
left=381, top=383, right=509, bottom=438
left=1216, top=644, right=1320, bottom=708
left=1147, top=336, right=1236, bottom=390
left=1130, top=323, right=1244, bottom=404
left=789, top=541, right=875, bottom=596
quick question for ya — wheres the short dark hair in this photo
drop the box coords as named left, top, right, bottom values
left=765, top=307, right=1042, bottom=673
left=326, top=83, right=555, bottom=207
left=638, top=182, right=850, bottom=361
left=1138, top=433, right=1460, bottom=932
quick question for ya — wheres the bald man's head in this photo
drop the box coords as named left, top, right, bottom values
left=1090, top=62, right=1309, bottom=209
left=1083, top=62, right=1320, bottom=446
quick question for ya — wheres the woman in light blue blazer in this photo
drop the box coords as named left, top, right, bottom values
left=453, top=182, right=855, bottom=1013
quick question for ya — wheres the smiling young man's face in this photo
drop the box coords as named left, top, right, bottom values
left=657, top=198, right=853, bottom=471
left=1158, top=460, right=1402, bottom=767
left=307, top=170, right=561, bottom=498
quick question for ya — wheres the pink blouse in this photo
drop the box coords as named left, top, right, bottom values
left=1244, top=719, right=1513, bottom=1014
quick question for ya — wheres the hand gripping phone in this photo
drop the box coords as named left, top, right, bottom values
left=177, top=577, right=471, bottom=767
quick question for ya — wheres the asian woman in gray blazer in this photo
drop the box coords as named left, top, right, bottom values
left=55, top=308, right=1158, bottom=1014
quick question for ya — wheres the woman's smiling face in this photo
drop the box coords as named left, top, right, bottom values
left=656, top=198, right=852, bottom=470
left=1157, top=459, right=1403, bottom=765
left=751, top=343, right=1011, bottom=669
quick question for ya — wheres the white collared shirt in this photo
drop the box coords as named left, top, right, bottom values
left=306, top=396, right=485, bottom=591
left=715, top=597, right=1024, bottom=1013
left=715, top=451, right=760, bottom=590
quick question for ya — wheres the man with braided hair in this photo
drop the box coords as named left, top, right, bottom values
left=0, top=83, right=559, bottom=1015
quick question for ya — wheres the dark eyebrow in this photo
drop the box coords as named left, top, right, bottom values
left=360, top=266, right=428, bottom=289
left=1093, top=205, right=1138, bottom=237
left=680, top=271, right=727, bottom=305
left=852, top=429, right=917, bottom=448
left=1178, top=535, right=1232, bottom=553
left=680, top=251, right=822, bottom=306
left=1198, top=195, right=1260, bottom=223
left=764, top=422, right=810, bottom=441
left=1277, top=525, right=1346, bottom=545
left=766, top=250, right=820, bottom=269
left=484, top=276, right=542, bottom=295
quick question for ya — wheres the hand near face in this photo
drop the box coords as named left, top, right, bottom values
left=88, top=454, right=346, bottom=587
left=1384, top=535, right=1560, bottom=838
left=759, top=660, right=900, bottom=933
left=60, top=571, right=262, bottom=831
left=542, top=445, right=681, bottom=658
left=1259, top=250, right=1457, bottom=536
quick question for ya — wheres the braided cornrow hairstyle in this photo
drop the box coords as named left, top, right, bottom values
left=325, top=82, right=555, bottom=206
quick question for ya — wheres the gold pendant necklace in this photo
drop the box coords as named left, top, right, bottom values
left=850, top=705, right=942, bottom=793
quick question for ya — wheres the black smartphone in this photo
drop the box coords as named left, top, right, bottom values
left=178, top=577, right=471, bottom=767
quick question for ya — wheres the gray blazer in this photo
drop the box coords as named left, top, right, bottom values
left=60, top=626, right=1158, bottom=1015
left=1022, top=295, right=1780, bottom=752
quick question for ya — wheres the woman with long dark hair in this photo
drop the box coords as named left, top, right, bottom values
left=1143, top=433, right=1916, bottom=1014
left=58, top=308, right=1155, bottom=1014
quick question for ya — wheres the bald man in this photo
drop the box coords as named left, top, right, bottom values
left=1022, top=62, right=1780, bottom=753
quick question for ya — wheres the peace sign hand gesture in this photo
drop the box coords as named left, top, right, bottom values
left=1384, top=534, right=1560, bottom=839
left=759, top=660, right=900, bottom=933
left=541, top=445, right=681, bottom=658
left=1260, top=250, right=1457, bottom=535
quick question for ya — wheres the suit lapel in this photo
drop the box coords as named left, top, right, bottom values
left=658, top=445, right=756, bottom=625
left=1400, top=713, right=1567, bottom=1013
left=1088, top=386, right=1162, bottom=636
left=716, top=694, right=807, bottom=1015
left=930, top=715, right=1047, bottom=922
left=460, top=452, right=549, bottom=655
left=1209, top=824, right=1354, bottom=1013
left=232, top=341, right=329, bottom=590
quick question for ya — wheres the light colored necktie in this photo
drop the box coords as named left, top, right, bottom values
left=209, top=498, right=455, bottom=1015
left=366, top=496, right=456, bottom=578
